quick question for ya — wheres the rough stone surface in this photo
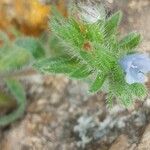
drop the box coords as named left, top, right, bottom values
left=137, top=124, right=150, bottom=150
left=109, top=135, right=129, bottom=150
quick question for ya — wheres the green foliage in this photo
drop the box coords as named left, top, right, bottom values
left=34, top=8, right=147, bottom=107
left=89, top=72, right=107, bottom=93
left=0, top=31, right=46, bottom=126
left=34, top=56, right=92, bottom=79
left=0, top=79, right=26, bottom=126
left=15, top=37, right=45, bottom=59
left=104, top=11, right=122, bottom=37
left=119, top=32, right=141, bottom=52
left=70, top=65, right=91, bottom=79
left=0, top=44, right=31, bottom=72
left=0, top=32, right=46, bottom=73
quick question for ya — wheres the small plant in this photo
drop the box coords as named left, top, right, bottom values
left=34, top=3, right=150, bottom=107
left=0, top=31, right=45, bottom=126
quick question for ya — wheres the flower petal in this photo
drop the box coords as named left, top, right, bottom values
left=126, top=68, right=146, bottom=84
left=120, top=53, right=150, bottom=84
left=133, top=54, right=150, bottom=73
left=119, top=55, right=133, bottom=72
left=125, top=73, right=137, bottom=84
left=119, top=53, right=150, bottom=73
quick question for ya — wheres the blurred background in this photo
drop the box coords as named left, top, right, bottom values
left=0, top=0, right=150, bottom=150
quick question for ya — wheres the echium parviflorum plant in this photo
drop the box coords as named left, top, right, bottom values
left=35, top=2, right=150, bottom=107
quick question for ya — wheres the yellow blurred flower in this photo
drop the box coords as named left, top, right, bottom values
left=0, top=0, right=67, bottom=36
left=14, top=0, right=50, bottom=36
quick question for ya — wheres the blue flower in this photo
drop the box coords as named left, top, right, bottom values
left=119, top=53, right=150, bottom=84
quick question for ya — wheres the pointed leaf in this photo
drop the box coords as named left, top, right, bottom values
left=119, top=32, right=141, bottom=50
left=104, top=11, right=122, bottom=37
left=34, top=56, right=82, bottom=75
left=89, top=72, right=107, bottom=93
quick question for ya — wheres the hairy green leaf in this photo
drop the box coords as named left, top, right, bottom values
left=89, top=72, right=107, bottom=93
left=79, top=51, right=101, bottom=69
left=119, top=32, right=141, bottom=51
left=86, top=23, right=104, bottom=43
left=34, top=56, right=85, bottom=75
left=69, top=65, right=92, bottom=79
left=104, top=11, right=122, bottom=37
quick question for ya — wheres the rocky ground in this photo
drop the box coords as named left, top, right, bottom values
left=0, top=0, right=150, bottom=150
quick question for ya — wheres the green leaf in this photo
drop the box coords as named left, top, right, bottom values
left=0, top=44, right=32, bottom=73
left=80, top=51, right=99, bottom=69
left=93, top=44, right=116, bottom=71
left=69, top=65, right=92, bottom=79
left=104, top=11, right=122, bottom=37
left=0, top=79, right=26, bottom=126
left=89, top=72, right=107, bottom=93
left=51, top=15, right=84, bottom=50
left=15, top=37, right=45, bottom=59
left=86, top=23, right=104, bottom=43
left=34, top=56, right=84, bottom=75
left=119, top=32, right=141, bottom=50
